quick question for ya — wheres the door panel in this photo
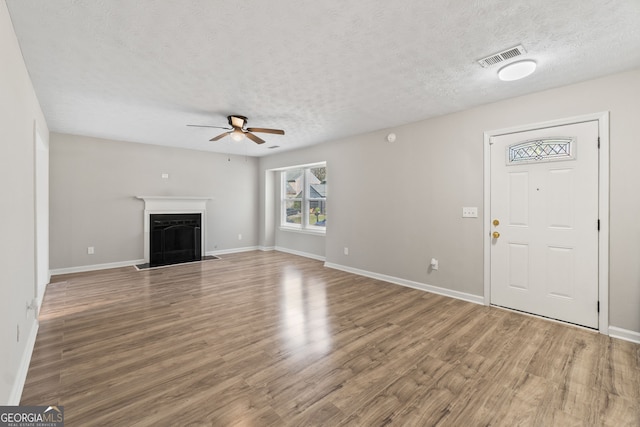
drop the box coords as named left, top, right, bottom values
left=508, top=243, right=529, bottom=290
left=490, top=120, right=599, bottom=328
left=547, top=169, right=573, bottom=228
left=508, top=172, right=529, bottom=226
left=545, top=246, right=574, bottom=298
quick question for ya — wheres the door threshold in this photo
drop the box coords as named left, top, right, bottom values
left=491, top=304, right=598, bottom=333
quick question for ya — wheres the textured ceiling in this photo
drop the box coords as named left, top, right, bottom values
left=6, top=0, right=640, bottom=156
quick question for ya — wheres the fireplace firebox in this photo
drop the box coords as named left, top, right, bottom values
left=150, top=213, right=202, bottom=267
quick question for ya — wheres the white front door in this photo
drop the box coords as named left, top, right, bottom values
left=490, top=120, right=599, bottom=328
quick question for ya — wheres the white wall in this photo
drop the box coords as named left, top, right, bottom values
left=0, top=1, right=50, bottom=404
left=260, top=68, right=640, bottom=335
left=49, top=133, right=259, bottom=270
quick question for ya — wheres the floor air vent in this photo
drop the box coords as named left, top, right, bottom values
left=478, top=45, right=527, bottom=68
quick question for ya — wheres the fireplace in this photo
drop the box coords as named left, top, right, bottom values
left=150, top=213, right=202, bottom=267
left=136, top=196, right=210, bottom=268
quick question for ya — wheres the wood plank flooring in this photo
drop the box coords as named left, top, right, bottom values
left=21, top=251, right=639, bottom=426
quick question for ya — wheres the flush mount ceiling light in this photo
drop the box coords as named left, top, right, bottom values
left=498, top=60, right=537, bottom=81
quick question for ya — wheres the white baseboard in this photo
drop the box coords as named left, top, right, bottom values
left=50, top=259, right=145, bottom=276
left=8, top=320, right=39, bottom=405
left=259, top=246, right=275, bottom=252
left=206, top=246, right=259, bottom=256
left=609, top=326, right=640, bottom=344
left=275, top=246, right=326, bottom=262
left=324, top=262, right=484, bottom=305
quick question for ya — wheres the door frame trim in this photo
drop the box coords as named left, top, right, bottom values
left=483, top=112, right=610, bottom=334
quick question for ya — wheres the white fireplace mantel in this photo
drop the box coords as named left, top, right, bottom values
left=136, top=196, right=212, bottom=263
left=135, top=196, right=211, bottom=212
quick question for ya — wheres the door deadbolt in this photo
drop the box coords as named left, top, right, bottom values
left=493, top=219, right=500, bottom=226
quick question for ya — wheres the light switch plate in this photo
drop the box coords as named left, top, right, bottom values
left=462, top=207, right=478, bottom=218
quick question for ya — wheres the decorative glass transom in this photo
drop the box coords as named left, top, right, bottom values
left=507, top=137, right=575, bottom=165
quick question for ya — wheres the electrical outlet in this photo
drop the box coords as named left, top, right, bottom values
left=87, top=246, right=95, bottom=255
left=161, top=173, right=169, bottom=179
left=344, top=247, right=349, bottom=255
left=238, top=234, right=242, bottom=241
left=462, top=207, right=478, bottom=218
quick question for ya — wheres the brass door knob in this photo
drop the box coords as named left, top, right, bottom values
left=492, top=231, right=500, bottom=239
left=493, top=219, right=500, bottom=226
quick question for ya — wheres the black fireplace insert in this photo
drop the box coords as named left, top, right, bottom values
left=149, top=213, right=202, bottom=267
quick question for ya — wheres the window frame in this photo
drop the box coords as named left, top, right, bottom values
left=280, top=163, right=327, bottom=234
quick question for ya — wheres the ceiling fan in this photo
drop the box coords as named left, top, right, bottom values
left=187, top=115, right=284, bottom=144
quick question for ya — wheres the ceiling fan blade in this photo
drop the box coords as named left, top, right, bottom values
left=245, top=132, right=266, bottom=145
left=246, top=127, right=285, bottom=135
left=187, top=124, right=231, bottom=130
left=210, top=132, right=230, bottom=142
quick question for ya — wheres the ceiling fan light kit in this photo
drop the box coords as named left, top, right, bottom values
left=188, top=115, right=285, bottom=145
left=231, top=128, right=245, bottom=141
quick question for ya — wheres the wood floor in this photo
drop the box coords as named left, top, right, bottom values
left=21, top=251, right=639, bottom=426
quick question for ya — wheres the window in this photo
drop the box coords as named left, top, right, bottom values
left=282, top=164, right=327, bottom=232
left=507, top=137, right=575, bottom=165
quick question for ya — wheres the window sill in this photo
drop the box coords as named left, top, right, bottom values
left=279, top=226, right=326, bottom=236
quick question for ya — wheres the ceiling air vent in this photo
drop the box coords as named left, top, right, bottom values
left=478, top=45, right=527, bottom=68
